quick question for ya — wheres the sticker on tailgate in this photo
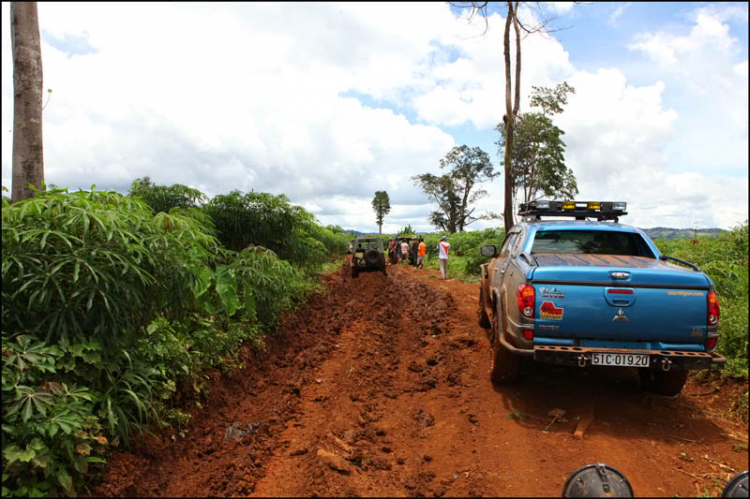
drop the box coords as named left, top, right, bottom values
left=540, top=301, right=564, bottom=320
left=539, top=286, right=565, bottom=299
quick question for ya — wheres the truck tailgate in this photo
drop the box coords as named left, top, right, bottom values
left=530, top=254, right=711, bottom=345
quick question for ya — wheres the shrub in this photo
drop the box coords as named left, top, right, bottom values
left=205, top=190, right=341, bottom=269
left=2, top=189, right=158, bottom=346
left=228, top=246, right=315, bottom=331
left=128, top=176, right=207, bottom=215
left=1, top=189, right=222, bottom=347
left=2, top=335, right=108, bottom=497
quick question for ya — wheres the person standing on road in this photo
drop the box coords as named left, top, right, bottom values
left=400, top=239, right=409, bottom=264
left=410, top=238, right=419, bottom=266
left=416, top=238, right=426, bottom=270
left=437, top=235, right=450, bottom=279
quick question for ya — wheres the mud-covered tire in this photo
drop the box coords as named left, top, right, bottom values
left=478, top=285, right=491, bottom=329
left=639, top=368, right=688, bottom=396
left=490, top=312, right=520, bottom=384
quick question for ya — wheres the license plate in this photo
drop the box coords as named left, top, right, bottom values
left=591, top=352, right=649, bottom=367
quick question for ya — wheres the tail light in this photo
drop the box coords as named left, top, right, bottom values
left=523, top=329, right=534, bottom=341
left=707, top=292, right=720, bottom=326
left=517, top=284, right=535, bottom=318
left=705, top=337, right=718, bottom=351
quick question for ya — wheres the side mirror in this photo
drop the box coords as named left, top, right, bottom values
left=481, top=244, right=497, bottom=258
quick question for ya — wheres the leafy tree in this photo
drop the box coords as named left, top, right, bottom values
left=495, top=82, right=578, bottom=207
left=450, top=2, right=576, bottom=231
left=128, top=176, right=208, bottom=214
left=371, top=190, right=391, bottom=235
left=413, top=145, right=498, bottom=233
left=399, top=225, right=416, bottom=236
left=11, top=2, right=44, bottom=202
left=205, top=190, right=329, bottom=268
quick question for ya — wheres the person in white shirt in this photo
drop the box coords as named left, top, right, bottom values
left=400, top=240, right=409, bottom=264
left=437, top=236, right=450, bottom=279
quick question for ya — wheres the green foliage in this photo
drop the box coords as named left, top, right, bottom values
left=2, top=335, right=108, bottom=497
left=229, top=246, right=315, bottom=331
left=529, top=82, right=575, bottom=116
left=2, top=183, right=331, bottom=496
left=412, top=145, right=499, bottom=233
left=128, top=176, right=207, bottom=215
left=654, top=223, right=748, bottom=377
left=2, top=189, right=158, bottom=345
left=1, top=188, right=222, bottom=346
left=205, top=190, right=347, bottom=270
left=398, top=225, right=416, bottom=237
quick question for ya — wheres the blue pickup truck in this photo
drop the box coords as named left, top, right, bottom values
left=477, top=200, right=726, bottom=395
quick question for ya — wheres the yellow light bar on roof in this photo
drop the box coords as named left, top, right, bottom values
left=587, top=202, right=601, bottom=210
left=562, top=201, right=575, bottom=210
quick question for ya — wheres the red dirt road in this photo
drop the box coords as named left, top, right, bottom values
left=95, top=262, right=749, bottom=497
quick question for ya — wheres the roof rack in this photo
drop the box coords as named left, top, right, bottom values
left=518, top=200, right=627, bottom=222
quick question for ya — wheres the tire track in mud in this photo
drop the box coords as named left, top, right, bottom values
left=251, top=267, right=479, bottom=497
left=94, top=265, right=483, bottom=497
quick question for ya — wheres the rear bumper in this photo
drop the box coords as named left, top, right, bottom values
left=532, top=344, right=726, bottom=370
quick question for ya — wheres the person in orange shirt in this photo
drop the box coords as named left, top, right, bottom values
left=416, top=238, right=427, bottom=269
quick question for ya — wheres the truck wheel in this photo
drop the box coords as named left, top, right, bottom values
left=477, top=286, right=491, bottom=329
left=639, top=368, right=688, bottom=396
left=490, top=313, right=520, bottom=384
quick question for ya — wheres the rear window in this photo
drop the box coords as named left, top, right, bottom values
left=531, top=230, right=653, bottom=257
left=355, top=241, right=382, bottom=250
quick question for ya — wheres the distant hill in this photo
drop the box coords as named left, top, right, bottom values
left=642, top=227, right=727, bottom=240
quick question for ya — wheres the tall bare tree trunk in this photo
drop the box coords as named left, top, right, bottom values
left=502, top=2, right=515, bottom=232
left=11, top=2, right=44, bottom=202
left=513, top=1, right=521, bottom=116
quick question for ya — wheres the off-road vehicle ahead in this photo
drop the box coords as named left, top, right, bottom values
left=350, top=238, right=387, bottom=278
left=477, top=200, right=725, bottom=395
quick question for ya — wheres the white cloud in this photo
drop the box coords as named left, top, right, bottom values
left=2, top=3, right=746, bottom=232
left=629, top=12, right=737, bottom=68
left=544, top=2, right=575, bottom=16
left=609, top=3, right=632, bottom=27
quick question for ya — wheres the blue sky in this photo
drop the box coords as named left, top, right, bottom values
left=2, top=2, right=748, bottom=232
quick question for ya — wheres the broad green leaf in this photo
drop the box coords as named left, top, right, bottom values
left=215, top=265, right=239, bottom=317
left=57, top=468, right=73, bottom=493
left=191, top=265, right=212, bottom=299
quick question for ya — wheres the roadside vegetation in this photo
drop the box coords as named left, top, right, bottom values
left=1, top=181, right=350, bottom=497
